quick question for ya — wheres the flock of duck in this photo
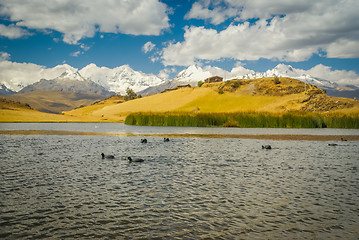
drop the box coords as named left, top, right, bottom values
left=101, top=137, right=274, bottom=163
left=101, top=138, right=171, bottom=162
left=101, top=136, right=348, bottom=162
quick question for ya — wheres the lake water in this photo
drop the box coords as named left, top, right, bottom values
left=1, top=122, right=359, bottom=135
left=0, top=123, right=358, bottom=239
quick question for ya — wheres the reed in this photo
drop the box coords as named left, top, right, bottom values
left=125, top=112, right=359, bottom=129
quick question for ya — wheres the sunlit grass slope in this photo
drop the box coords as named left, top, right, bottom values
left=2, top=90, right=104, bottom=113
left=64, top=87, right=212, bottom=121
left=64, top=77, right=359, bottom=122
left=0, top=98, right=85, bottom=122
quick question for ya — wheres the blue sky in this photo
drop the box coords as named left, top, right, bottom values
left=1, top=0, right=359, bottom=81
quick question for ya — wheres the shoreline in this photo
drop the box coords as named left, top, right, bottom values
left=1, top=130, right=358, bottom=141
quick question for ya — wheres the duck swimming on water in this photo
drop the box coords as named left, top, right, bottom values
left=164, top=137, right=170, bottom=142
left=141, top=138, right=147, bottom=143
left=128, top=157, right=144, bottom=162
left=262, top=145, right=272, bottom=149
left=101, top=153, right=115, bottom=159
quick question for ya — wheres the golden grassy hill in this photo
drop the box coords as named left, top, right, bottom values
left=0, top=98, right=90, bottom=122
left=2, top=90, right=105, bottom=114
left=63, top=77, right=359, bottom=122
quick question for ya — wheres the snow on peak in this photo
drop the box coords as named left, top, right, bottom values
left=174, top=65, right=212, bottom=83
left=79, top=64, right=165, bottom=94
left=233, top=64, right=339, bottom=90
left=57, top=69, right=87, bottom=81
left=265, top=64, right=298, bottom=78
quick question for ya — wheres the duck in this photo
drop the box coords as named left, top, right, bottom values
left=141, top=138, right=147, bottom=143
left=101, top=153, right=115, bottom=159
left=164, top=137, right=170, bottom=142
left=262, top=145, right=272, bottom=149
left=328, top=143, right=338, bottom=146
left=128, top=157, right=144, bottom=162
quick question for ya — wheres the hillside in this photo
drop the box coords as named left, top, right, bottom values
left=0, top=98, right=86, bottom=122
left=63, top=77, right=359, bottom=122
left=2, top=90, right=106, bottom=114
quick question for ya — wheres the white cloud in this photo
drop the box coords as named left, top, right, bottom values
left=303, top=64, right=359, bottom=86
left=0, top=51, right=11, bottom=61
left=185, top=1, right=240, bottom=25
left=71, top=51, right=81, bottom=57
left=158, top=67, right=177, bottom=80
left=70, top=44, right=91, bottom=57
left=0, top=0, right=170, bottom=44
left=80, top=44, right=90, bottom=51
left=0, top=24, right=31, bottom=39
left=0, top=61, right=78, bottom=91
left=230, top=64, right=255, bottom=77
left=142, top=41, right=156, bottom=53
left=326, top=40, right=359, bottom=59
left=163, top=0, right=359, bottom=66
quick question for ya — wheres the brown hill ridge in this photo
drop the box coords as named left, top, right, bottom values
left=0, top=98, right=32, bottom=111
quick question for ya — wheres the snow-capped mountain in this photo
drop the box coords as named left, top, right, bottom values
left=0, top=83, right=15, bottom=95
left=173, top=65, right=212, bottom=85
left=166, top=63, right=358, bottom=99
left=239, top=64, right=339, bottom=90
left=1, top=62, right=358, bottom=99
left=0, top=63, right=165, bottom=95
left=171, top=63, right=341, bottom=89
left=139, top=65, right=214, bottom=96
left=57, top=68, right=87, bottom=82
left=20, top=70, right=114, bottom=97
left=80, top=63, right=165, bottom=95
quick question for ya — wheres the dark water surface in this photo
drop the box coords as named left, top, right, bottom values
left=0, top=126, right=359, bottom=239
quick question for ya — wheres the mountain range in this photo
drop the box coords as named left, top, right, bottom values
left=1, top=63, right=358, bottom=114
left=19, top=70, right=114, bottom=97
left=1, top=63, right=359, bottom=96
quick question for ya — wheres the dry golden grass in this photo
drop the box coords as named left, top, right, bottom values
left=2, top=90, right=104, bottom=113
left=0, top=108, right=86, bottom=122
left=64, top=77, right=358, bottom=122
left=64, top=87, right=212, bottom=121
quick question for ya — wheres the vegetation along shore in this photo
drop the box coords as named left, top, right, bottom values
left=125, top=112, right=359, bottom=129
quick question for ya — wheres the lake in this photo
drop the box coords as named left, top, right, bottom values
left=0, top=123, right=358, bottom=239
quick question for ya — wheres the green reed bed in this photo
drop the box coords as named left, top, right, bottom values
left=125, top=112, right=359, bottom=128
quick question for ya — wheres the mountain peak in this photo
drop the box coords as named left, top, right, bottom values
left=57, top=69, right=87, bottom=81
left=174, top=65, right=211, bottom=83
left=274, top=64, right=294, bottom=72
left=79, top=63, right=165, bottom=94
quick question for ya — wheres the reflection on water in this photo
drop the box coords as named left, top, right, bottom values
left=0, top=134, right=358, bottom=239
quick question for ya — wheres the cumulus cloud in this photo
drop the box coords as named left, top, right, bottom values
left=303, top=64, right=359, bottom=86
left=0, top=0, right=170, bottom=44
left=0, top=61, right=78, bottom=91
left=0, top=24, right=31, bottom=39
left=142, top=41, right=156, bottom=53
left=185, top=1, right=240, bottom=25
left=162, top=0, right=359, bottom=66
left=158, top=67, right=177, bottom=80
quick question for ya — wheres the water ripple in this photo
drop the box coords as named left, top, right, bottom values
left=0, top=135, right=358, bottom=239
